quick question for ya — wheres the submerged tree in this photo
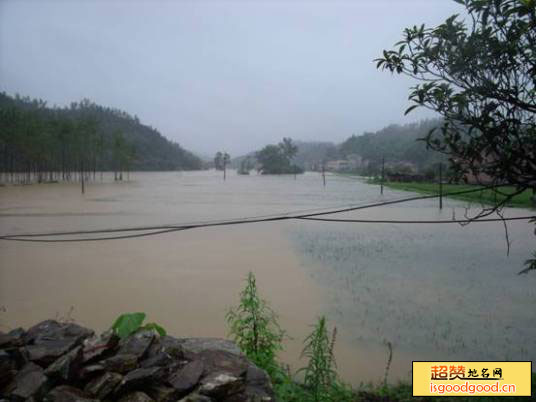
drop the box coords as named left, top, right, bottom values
left=279, top=137, right=298, bottom=163
left=256, top=138, right=303, bottom=174
left=214, top=151, right=223, bottom=170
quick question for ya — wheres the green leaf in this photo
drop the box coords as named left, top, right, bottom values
left=111, top=312, right=146, bottom=339
left=142, top=322, right=167, bottom=337
left=404, top=105, right=419, bottom=115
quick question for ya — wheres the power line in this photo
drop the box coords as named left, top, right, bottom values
left=297, top=216, right=535, bottom=224
left=0, top=184, right=525, bottom=242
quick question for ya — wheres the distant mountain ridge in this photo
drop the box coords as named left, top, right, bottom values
left=339, top=119, right=445, bottom=172
left=231, top=120, right=444, bottom=174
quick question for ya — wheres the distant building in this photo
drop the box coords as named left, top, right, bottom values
left=388, top=161, right=417, bottom=174
left=462, top=172, right=495, bottom=185
left=325, top=160, right=352, bottom=172
left=346, top=154, right=369, bottom=168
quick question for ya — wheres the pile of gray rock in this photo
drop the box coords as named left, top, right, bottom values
left=0, top=320, right=274, bottom=401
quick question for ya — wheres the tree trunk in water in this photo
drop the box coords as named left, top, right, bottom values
left=81, top=159, right=85, bottom=194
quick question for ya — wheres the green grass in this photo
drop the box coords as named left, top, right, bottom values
left=367, top=179, right=534, bottom=209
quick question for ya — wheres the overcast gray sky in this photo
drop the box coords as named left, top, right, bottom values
left=0, top=0, right=463, bottom=156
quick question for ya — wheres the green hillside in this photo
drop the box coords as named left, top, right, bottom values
left=0, top=93, right=202, bottom=180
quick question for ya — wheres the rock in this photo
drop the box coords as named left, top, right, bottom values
left=0, top=350, right=16, bottom=385
left=5, top=346, right=29, bottom=369
left=5, top=362, right=49, bottom=400
left=152, top=336, right=183, bottom=359
left=24, top=322, right=93, bottom=367
left=1, top=321, right=274, bottom=402
left=177, top=393, right=213, bottom=402
left=199, top=372, right=244, bottom=399
left=44, top=385, right=98, bottom=402
left=25, top=321, right=93, bottom=346
left=84, top=371, right=123, bottom=399
left=24, top=320, right=63, bottom=344
left=146, top=385, right=178, bottom=402
left=223, top=393, right=273, bottom=402
left=0, top=328, right=25, bottom=348
left=168, top=360, right=204, bottom=395
left=102, top=353, right=138, bottom=373
left=117, top=366, right=162, bottom=393
left=118, top=391, right=155, bottom=402
left=198, top=350, right=249, bottom=378
left=78, top=364, right=105, bottom=381
left=118, top=331, right=155, bottom=358
left=45, top=346, right=83, bottom=381
left=25, top=339, right=79, bottom=366
left=180, top=338, right=241, bottom=360
left=140, top=351, right=175, bottom=369
left=242, top=365, right=274, bottom=400
left=82, top=329, right=118, bottom=363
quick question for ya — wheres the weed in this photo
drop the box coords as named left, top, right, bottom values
left=226, top=272, right=285, bottom=376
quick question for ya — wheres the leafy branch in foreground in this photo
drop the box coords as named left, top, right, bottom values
left=226, top=272, right=285, bottom=375
left=376, top=0, right=536, bottom=272
left=111, top=312, right=167, bottom=339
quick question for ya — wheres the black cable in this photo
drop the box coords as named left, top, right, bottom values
left=297, top=216, right=536, bottom=224
left=0, top=228, right=189, bottom=242
left=0, top=184, right=518, bottom=242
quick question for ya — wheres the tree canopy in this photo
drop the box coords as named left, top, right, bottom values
left=0, top=92, right=202, bottom=184
left=376, top=0, right=535, bottom=272
left=214, top=151, right=230, bottom=170
left=376, top=0, right=535, bottom=196
left=256, top=138, right=304, bottom=175
left=339, top=119, right=446, bottom=174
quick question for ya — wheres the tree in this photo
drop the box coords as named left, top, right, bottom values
left=214, top=151, right=223, bottom=170
left=256, top=145, right=291, bottom=174
left=376, top=0, right=536, bottom=271
left=112, top=129, right=126, bottom=181
left=376, top=0, right=535, bottom=192
left=257, top=139, right=304, bottom=174
left=223, top=152, right=230, bottom=168
left=0, top=92, right=202, bottom=180
left=238, top=156, right=253, bottom=175
left=279, top=137, right=298, bottom=162
left=279, top=137, right=299, bottom=178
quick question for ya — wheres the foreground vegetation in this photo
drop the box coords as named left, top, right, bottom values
left=368, top=179, right=534, bottom=209
left=227, top=272, right=536, bottom=401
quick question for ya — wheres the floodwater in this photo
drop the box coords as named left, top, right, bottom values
left=1, top=171, right=535, bottom=384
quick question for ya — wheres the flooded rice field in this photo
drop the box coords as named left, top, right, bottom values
left=1, top=171, right=535, bottom=384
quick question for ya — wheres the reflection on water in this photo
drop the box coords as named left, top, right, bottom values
left=1, top=171, right=535, bottom=384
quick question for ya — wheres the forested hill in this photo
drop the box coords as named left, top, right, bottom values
left=339, top=119, right=446, bottom=171
left=293, top=141, right=338, bottom=170
left=0, top=93, right=202, bottom=172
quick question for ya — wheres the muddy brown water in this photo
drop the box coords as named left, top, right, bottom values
left=1, top=171, right=535, bottom=384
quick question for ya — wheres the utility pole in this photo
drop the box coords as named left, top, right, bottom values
left=380, top=156, right=385, bottom=195
left=223, top=158, right=227, bottom=181
left=439, top=163, right=443, bottom=210
left=322, top=163, right=326, bottom=187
